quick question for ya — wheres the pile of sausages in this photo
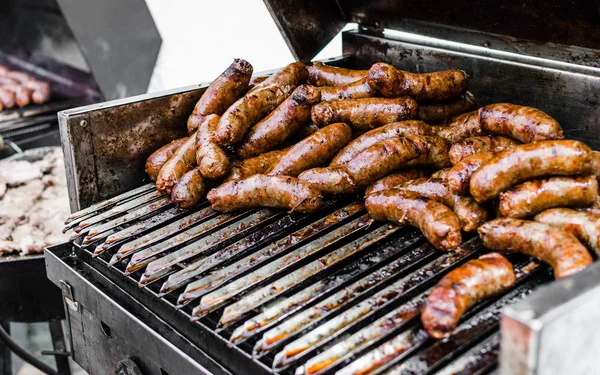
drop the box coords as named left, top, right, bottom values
left=145, top=59, right=600, bottom=339
left=0, top=65, right=51, bottom=111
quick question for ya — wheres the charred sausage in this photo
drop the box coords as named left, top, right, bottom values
left=311, top=97, right=418, bottom=131
left=0, top=87, right=15, bottom=109
left=431, top=168, right=451, bottom=180
left=366, top=62, right=468, bottom=101
left=250, top=62, right=308, bottom=92
left=195, top=115, right=230, bottom=179
left=171, top=168, right=208, bottom=208
left=267, top=123, right=353, bottom=177
left=433, top=111, right=482, bottom=143
left=291, top=123, right=320, bottom=140
left=449, top=136, right=519, bottom=165
left=416, top=92, right=476, bottom=123
left=499, top=176, right=599, bottom=218
left=446, top=151, right=495, bottom=196
left=207, top=174, right=323, bottom=213
left=479, top=104, right=564, bottom=143
left=470, top=140, right=594, bottom=202
left=247, top=76, right=268, bottom=91
left=535, top=208, right=600, bottom=256
left=225, top=148, right=289, bottom=182
left=421, top=253, right=515, bottom=339
left=366, top=189, right=461, bottom=250
left=298, top=167, right=357, bottom=195
left=145, top=138, right=188, bottom=181
left=187, top=59, right=253, bottom=134
left=307, top=62, right=368, bottom=87
left=478, top=218, right=593, bottom=279
left=237, top=85, right=321, bottom=158
left=329, top=120, right=433, bottom=167
left=319, top=77, right=376, bottom=101
left=405, top=135, right=452, bottom=169
left=156, top=133, right=198, bottom=194
left=365, top=169, right=429, bottom=196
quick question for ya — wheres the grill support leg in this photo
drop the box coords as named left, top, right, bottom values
left=49, top=320, right=71, bottom=375
left=0, top=321, right=10, bottom=375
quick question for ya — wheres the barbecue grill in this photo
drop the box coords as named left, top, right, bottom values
left=46, top=1, right=600, bottom=374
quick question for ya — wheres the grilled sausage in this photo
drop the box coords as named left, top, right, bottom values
left=405, top=135, right=452, bottom=169
left=329, top=120, right=433, bottom=167
left=291, top=123, right=320, bottom=140
left=145, top=138, right=188, bottom=181
left=307, top=62, right=368, bottom=87
left=171, top=168, right=208, bottom=208
left=224, top=148, right=289, bottom=182
left=449, top=136, right=519, bottom=165
left=0, top=87, right=15, bottom=109
left=470, top=140, right=594, bottom=202
left=251, top=62, right=308, bottom=92
left=365, top=169, right=429, bottom=196
left=30, top=84, right=50, bottom=104
left=367, top=62, right=468, bottom=101
left=298, top=167, right=357, bottom=194
left=416, top=92, right=476, bottom=123
left=156, top=133, right=198, bottom=194
left=478, top=218, right=593, bottom=279
left=400, top=178, right=488, bottom=232
left=592, top=151, right=600, bottom=177
left=237, top=85, right=321, bottom=158
left=311, top=97, right=418, bottom=131
left=319, top=77, right=376, bottom=101
left=187, top=58, right=253, bottom=134
left=577, top=199, right=600, bottom=216
left=499, top=176, right=599, bottom=218
left=366, top=189, right=461, bottom=250
left=479, top=104, right=564, bottom=143
left=207, top=174, right=323, bottom=213
left=422, top=253, right=515, bottom=339
left=247, top=76, right=268, bottom=91
left=535, top=208, right=600, bottom=256
left=0, top=65, right=8, bottom=75
left=215, top=84, right=294, bottom=146
left=0, top=79, right=31, bottom=108
left=446, top=151, right=495, bottom=196
left=5, top=71, right=34, bottom=85
left=434, top=111, right=483, bottom=143
left=431, top=168, right=451, bottom=180
left=195, top=115, right=230, bottom=179
left=267, top=123, right=353, bottom=177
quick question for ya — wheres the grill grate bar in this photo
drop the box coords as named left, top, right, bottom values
left=433, top=332, right=500, bottom=375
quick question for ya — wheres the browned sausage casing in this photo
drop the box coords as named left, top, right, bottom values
left=446, top=151, right=495, bottom=196
left=449, top=136, right=519, bottom=165
left=431, top=168, right=451, bottom=180
left=187, top=59, right=253, bottom=134
left=478, top=218, right=593, bottom=279
left=366, top=189, right=461, bottom=250
left=0, top=78, right=31, bottom=108
left=298, top=167, right=357, bottom=195
left=195, top=115, right=230, bottom=179
left=480, top=104, right=564, bottom=143
left=422, top=253, right=515, bottom=339
left=416, top=92, right=476, bottom=123
left=367, top=62, right=468, bottom=101
left=577, top=199, right=600, bottom=216
left=267, top=123, right=353, bottom=177
left=145, top=138, right=188, bottom=181
left=237, top=85, right=321, bottom=158
left=207, top=174, right=323, bottom=213
left=499, top=176, right=599, bottom=218
left=311, top=97, right=418, bottom=131
left=400, top=178, right=488, bottom=232
left=591, top=151, right=600, bottom=177
left=535, top=208, right=600, bottom=256
left=329, top=120, right=433, bottom=167
left=156, top=133, right=198, bottom=194
left=171, top=168, right=208, bottom=208
left=0, top=87, right=16, bottom=109
left=291, top=123, right=320, bottom=140
left=251, top=62, right=308, bottom=92
left=224, top=148, right=290, bottom=182
left=434, top=111, right=483, bottom=143
left=247, top=76, right=268, bottom=91
left=307, top=62, right=368, bottom=87
left=470, top=140, right=594, bottom=202
left=405, top=135, right=452, bottom=169
left=319, top=77, right=376, bottom=101
left=365, top=169, right=429, bottom=196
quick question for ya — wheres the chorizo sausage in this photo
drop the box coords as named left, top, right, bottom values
left=421, top=253, right=515, bottom=339
left=365, top=169, right=428, bottom=196
left=535, top=208, right=600, bottom=256
left=319, top=77, right=376, bottom=101
left=195, top=115, right=230, bottom=179
left=307, top=62, right=368, bottom=87
left=224, top=148, right=290, bottom=182
left=446, top=151, right=495, bottom=196
left=237, top=85, right=321, bottom=158
left=449, top=135, right=519, bottom=165
left=329, top=120, right=433, bottom=167
left=416, top=92, right=476, bottom=123
left=171, top=168, right=208, bottom=208
left=267, top=123, right=353, bottom=177
left=297, top=167, right=357, bottom=195
left=470, top=140, right=594, bottom=202
left=365, top=189, right=461, bottom=250
left=367, top=62, right=468, bottom=101
left=207, top=174, right=323, bottom=213
left=433, top=111, right=482, bottom=143
left=187, top=58, right=253, bottom=134
left=145, top=138, right=188, bottom=181
left=156, top=132, right=198, bottom=195
left=498, top=176, right=598, bottom=218
left=311, top=97, right=418, bottom=131
left=479, top=104, right=564, bottom=143
left=478, top=218, right=593, bottom=279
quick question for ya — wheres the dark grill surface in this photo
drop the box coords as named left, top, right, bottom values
left=65, top=185, right=551, bottom=375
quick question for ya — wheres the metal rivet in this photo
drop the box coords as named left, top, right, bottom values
left=80, top=120, right=88, bottom=128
